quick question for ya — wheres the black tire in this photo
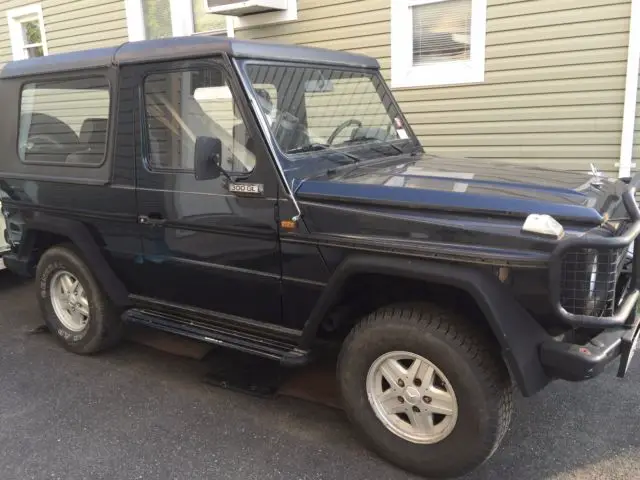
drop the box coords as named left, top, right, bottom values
left=36, top=243, right=123, bottom=354
left=337, top=303, right=513, bottom=479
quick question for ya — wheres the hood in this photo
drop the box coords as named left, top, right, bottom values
left=295, top=153, right=622, bottom=224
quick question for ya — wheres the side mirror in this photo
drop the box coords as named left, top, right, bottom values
left=194, top=136, right=223, bottom=181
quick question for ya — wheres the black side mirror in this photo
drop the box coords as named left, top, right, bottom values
left=194, top=136, right=223, bottom=181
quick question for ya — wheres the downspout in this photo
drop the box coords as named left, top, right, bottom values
left=618, top=0, right=640, bottom=178
left=226, top=17, right=235, bottom=38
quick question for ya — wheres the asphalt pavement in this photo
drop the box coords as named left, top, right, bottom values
left=0, top=271, right=639, bottom=480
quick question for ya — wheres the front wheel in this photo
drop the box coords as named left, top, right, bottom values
left=337, top=304, right=513, bottom=479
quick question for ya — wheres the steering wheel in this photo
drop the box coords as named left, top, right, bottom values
left=25, top=134, right=65, bottom=152
left=327, top=119, right=362, bottom=145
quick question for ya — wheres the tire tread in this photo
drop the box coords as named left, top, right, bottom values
left=36, top=243, right=123, bottom=354
left=338, top=302, right=514, bottom=477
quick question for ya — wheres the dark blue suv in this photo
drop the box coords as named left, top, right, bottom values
left=1, top=36, right=639, bottom=479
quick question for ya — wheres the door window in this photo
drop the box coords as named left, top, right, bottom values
left=143, top=67, right=256, bottom=174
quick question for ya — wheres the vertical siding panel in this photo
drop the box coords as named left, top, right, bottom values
left=43, top=0, right=128, bottom=54
left=0, top=0, right=127, bottom=65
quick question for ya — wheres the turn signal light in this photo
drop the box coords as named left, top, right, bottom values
left=280, top=220, right=297, bottom=230
left=521, top=214, right=564, bottom=239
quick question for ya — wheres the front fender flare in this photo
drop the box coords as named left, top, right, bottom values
left=301, top=255, right=551, bottom=397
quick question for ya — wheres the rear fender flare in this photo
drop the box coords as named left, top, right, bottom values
left=22, top=215, right=129, bottom=307
left=301, top=254, right=551, bottom=397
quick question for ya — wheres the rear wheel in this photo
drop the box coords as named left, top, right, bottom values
left=36, top=244, right=123, bottom=354
left=337, top=303, right=513, bottom=479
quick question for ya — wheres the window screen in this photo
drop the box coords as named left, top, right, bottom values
left=142, top=0, right=173, bottom=39
left=412, top=0, right=471, bottom=65
left=18, top=77, right=111, bottom=165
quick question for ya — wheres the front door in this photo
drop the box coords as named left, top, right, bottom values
left=133, top=59, right=282, bottom=324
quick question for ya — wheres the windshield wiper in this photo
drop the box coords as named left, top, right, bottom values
left=287, top=143, right=361, bottom=163
left=287, top=143, right=330, bottom=154
left=343, top=137, right=405, bottom=155
left=378, top=141, right=404, bottom=154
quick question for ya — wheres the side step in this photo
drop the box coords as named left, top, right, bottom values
left=123, top=308, right=310, bottom=367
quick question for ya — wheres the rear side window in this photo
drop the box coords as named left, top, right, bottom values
left=18, top=77, right=110, bottom=165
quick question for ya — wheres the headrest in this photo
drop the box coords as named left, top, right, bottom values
left=351, top=126, right=390, bottom=142
left=79, top=118, right=108, bottom=147
left=255, top=88, right=273, bottom=113
left=235, top=88, right=273, bottom=120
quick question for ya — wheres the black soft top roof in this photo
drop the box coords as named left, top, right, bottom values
left=0, top=36, right=379, bottom=79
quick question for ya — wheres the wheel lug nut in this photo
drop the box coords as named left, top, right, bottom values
left=423, top=396, right=432, bottom=404
left=414, top=379, right=422, bottom=387
left=397, top=396, right=404, bottom=403
left=397, top=379, right=404, bottom=387
left=412, top=406, right=420, bottom=413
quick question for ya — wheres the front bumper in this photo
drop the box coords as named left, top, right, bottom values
left=544, top=182, right=640, bottom=380
left=540, top=315, right=640, bottom=381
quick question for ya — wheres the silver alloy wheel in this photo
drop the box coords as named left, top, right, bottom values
left=50, top=270, right=90, bottom=332
left=366, top=351, right=458, bottom=444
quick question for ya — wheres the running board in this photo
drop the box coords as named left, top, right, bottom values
left=123, top=308, right=310, bottom=367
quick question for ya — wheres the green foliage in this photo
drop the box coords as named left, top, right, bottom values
left=23, top=20, right=41, bottom=44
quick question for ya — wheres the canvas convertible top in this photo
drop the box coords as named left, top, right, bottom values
left=0, top=35, right=380, bottom=79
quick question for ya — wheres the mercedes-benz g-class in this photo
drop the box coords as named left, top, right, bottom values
left=0, top=36, right=638, bottom=479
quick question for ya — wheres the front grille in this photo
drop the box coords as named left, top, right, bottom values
left=560, top=246, right=628, bottom=317
left=549, top=185, right=640, bottom=326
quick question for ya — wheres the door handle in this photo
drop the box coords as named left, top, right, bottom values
left=139, top=213, right=166, bottom=226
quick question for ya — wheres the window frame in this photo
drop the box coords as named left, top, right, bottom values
left=140, top=64, right=257, bottom=175
left=16, top=75, right=113, bottom=168
left=7, top=4, right=48, bottom=61
left=391, top=0, right=487, bottom=89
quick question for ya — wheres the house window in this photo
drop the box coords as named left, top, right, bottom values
left=7, top=4, right=48, bottom=60
left=142, top=0, right=173, bottom=39
left=127, top=0, right=230, bottom=40
left=391, top=0, right=487, bottom=88
left=192, top=0, right=227, bottom=34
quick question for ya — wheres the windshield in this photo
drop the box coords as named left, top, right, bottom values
left=243, top=63, right=414, bottom=164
